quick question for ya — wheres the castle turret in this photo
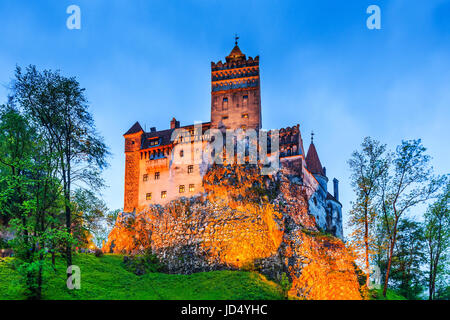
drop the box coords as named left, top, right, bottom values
left=123, top=121, right=144, bottom=213
left=306, top=136, right=328, bottom=192
left=210, top=37, right=261, bottom=131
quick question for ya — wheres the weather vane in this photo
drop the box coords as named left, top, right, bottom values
left=235, top=34, right=239, bottom=45
left=311, top=131, right=315, bottom=143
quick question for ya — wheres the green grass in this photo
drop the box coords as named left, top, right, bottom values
left=369, top=288, right=407, bottom=300
left=0, top=254, right=284, bottom=300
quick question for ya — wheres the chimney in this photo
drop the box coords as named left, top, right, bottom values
left=333, top=178, right=339, bottom=201
left=170, top=117, right=180, bottom=129
left=150, top=127, right=156, bottom=132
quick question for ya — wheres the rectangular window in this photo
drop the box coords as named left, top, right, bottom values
left=222, top=97, right=228, bottom=110
left=243, top=95, right=248, bottom=107
left=146, top=193, right=152, bottom=200
left=143, top=174, right=148, bottom=181
left=155, top=172, right=160, bottom=180
left=222, top=115, right=228, bottom=120
left=161, top=191, right=167, bottom=199
left=179, top=185, right=185, bottom=193
left=188, top=165, right=194, bottom=174
left=189, top=184, right=195, bottom=192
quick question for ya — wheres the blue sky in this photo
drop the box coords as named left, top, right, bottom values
left=1, top=0, right=449, bottom=232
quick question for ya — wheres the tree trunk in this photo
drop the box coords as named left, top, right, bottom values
left=364, top=210, right=370, bottom=287
left=383, top=219, right=398, bottom=297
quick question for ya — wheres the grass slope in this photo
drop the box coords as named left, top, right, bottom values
left=369, top=288, right=407, bottom=300
left=0, top=254, right=284, bottom=300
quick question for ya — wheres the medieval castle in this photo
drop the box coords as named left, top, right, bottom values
left=122, top=41, right=343, bottom=238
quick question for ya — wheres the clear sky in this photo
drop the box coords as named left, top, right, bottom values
left=1, top=0, right=449, bottom=234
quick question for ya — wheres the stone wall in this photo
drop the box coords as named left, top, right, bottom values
left=105, top=164, right=361, bottom=300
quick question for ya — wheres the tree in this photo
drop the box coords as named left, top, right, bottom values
left=424, top=180, right=450, bottom=300
left=11, top=65, right=109, bottom=272
left=72, top=188, right=109, bottom=248
left=380, top=139, right=444, bottom=297
left=0, top=104, right=70, bottom=299
left=389, top=218, right=425, bottom=299
left=348, top=137, right=389, bottom=287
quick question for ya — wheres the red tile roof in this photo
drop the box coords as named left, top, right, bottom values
left=124, top=121, right=144, bottom=136
left=306, top=142, right=325, bottom=176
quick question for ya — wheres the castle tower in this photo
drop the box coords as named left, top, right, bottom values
left=123, top=121, right=144, bottom=213
left=210, top=38, right=262, bottom=130
left=306, top=135, right=328, bottom=192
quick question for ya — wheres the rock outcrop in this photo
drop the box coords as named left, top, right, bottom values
left=105, top=164, right=362, bottom=300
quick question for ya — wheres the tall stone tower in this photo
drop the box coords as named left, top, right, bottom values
left=123, top=121, right=143, bottom=213
left=210, top=40, right=262, bottom=130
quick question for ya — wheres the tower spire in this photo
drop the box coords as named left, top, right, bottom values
left=235, top=34, right=239, bottom=46
left=311, top=131, right=315, bottom=144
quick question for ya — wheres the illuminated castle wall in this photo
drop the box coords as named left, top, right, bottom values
left=123, top=42, right=343, bottom=238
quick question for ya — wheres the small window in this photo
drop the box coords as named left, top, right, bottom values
left=222, top=97, right=228, bottom=110
left=146, top=193, right=152, bottom=200
left=222, top=116, right=228, bottom=120
left=161, top=191, right=167, bottom=199
left=189, top=184, right=195, bottom=192
left=180, top=150, right=184, bottom=157
left=143, top=174, right=148, bottom=181
left=242, top=113, right=249, bottom=119
left=188, top=165, right=194, bottom=174
left=243, top=95, right=248, bottom=107
left=179, top=185, right=185, bottom=193
left=155, top=172, right=160, bottom=180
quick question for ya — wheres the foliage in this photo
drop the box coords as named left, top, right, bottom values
left=122, top=251, right=164, bottom=275
left=424, top=180, right=450, bottom=300
left=347, top=137, right=389, bottom=286
left=72, top=188, right=109, bottom=248
left=388, top=218, right=425, bottom=299
left=94, top=248, right=103, bottom=258
left=280, top=272, right=291, bottom=299
left=0, top=104, right=72, bottom=299
left=11, top=65, right=110, bottom=269
left=349, top=137, right=448, bottom=299
left=369, top=288, right=407, bottom=300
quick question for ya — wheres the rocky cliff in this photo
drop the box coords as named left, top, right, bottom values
left=105, top=164, right=362, bottom=300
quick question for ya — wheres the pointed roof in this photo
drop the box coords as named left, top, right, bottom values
left=226, top=45, right=246, bottom=62
left=306, top=142, right=325, bottom=176
left=124, top=121, right=144, bottom=136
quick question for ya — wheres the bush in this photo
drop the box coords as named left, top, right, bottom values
left=123, top=250, right=164, bottom=275
left=94, top=248, right=103, bottom=257
left=280, top=273, right=292, bottom=299
left=241, top=261, right=256, bottom=272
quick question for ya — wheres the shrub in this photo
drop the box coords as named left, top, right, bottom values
left=280, top=272, right=292, bottom=299
left=94, top=248, right=103, bottom=257
left=123, top=250, right=164, bottom=275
